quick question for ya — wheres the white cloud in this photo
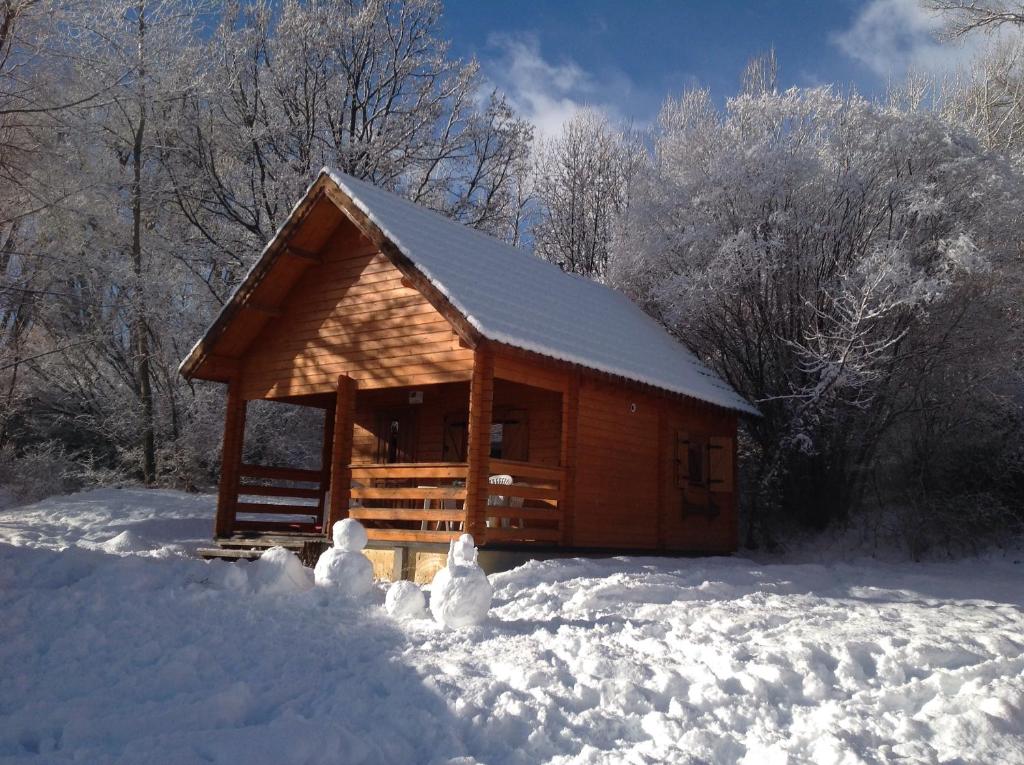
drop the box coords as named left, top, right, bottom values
left=481, top=33, right=627, bottom=138
left=833, top=0, right=976, bottom=79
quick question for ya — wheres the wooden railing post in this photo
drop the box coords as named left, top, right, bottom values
left=559, top=371, right=579, bottom=546
left=318, top=400, right=336, bottom=526
left=327, top=375, right=357, bottom=532
left=464, top=345, right=494, bottom=542
left=215, top=377, right=247, bottom=538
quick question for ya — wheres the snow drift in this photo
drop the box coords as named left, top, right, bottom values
left=1, top=489, right=1022, bottom=764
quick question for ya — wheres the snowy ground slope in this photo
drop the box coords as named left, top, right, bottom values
left=1, top=490, right=1022, bottom=764
left=0, top=487, right=212, bottom=555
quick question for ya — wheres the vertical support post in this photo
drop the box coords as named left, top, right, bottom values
left=215, top=377, right=247, bottom=539
left=391, top=546, right=407, bottom=582
left=559, top=370, right=579, bottom=547
left=464, top=345, right=494, bottom=543
left=327, top=375, right=357, bottom=532
left=317, top=400, right=336, bottom=527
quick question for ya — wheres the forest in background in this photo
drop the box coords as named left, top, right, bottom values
left=1, top=0, right=1022, bottom=555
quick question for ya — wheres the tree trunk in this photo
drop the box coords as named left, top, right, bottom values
left=132, top=2, right=156, bottom=484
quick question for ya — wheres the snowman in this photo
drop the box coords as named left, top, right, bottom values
left=314, top=518, right=374, bottom=598
left=429, top=533, right=493, bottom=627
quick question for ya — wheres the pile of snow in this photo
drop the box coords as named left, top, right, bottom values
left=429, top=534, right=493, bottom=628
left=96, top=529, right=150, bottom=555
left=313, top=519, right=373, bottom=598
left=1, top=489, right=1023, bottom=763
left=250, top=546, right=312, bottom=595
left=384, top=580, right=426, bottom=619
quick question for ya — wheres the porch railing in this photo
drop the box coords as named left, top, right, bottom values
left=230, top=459, right=566, bottom=545
left=234, top=463, right=326, bottom=534
left=348, top=462, right=468, bottom=544
left=485, top=458, right=566, bottom=544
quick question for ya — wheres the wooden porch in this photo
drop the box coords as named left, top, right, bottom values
left=202, top=347, right=578, bottom=560
left=205, top=457, right=567, bottom=548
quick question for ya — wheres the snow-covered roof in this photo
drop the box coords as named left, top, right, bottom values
left=325, top=170, right=758, bottom=415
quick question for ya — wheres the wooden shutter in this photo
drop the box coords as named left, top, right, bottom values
left=442, top=412, right=468, bottom=462
left=708, top=436, right=734, bottom=493
left=501, top=409, right=529, bottom=462
left=674, top=431, right=690, bottom=488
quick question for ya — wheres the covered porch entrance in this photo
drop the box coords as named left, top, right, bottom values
left=205, top=350, right=576, bottom=561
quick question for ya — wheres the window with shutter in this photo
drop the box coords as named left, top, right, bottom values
left=708, top=436, right=734, bottom=493
left=675, top=431, right=690, bottom=489
left=688, top=436, right=708, bottom=487
left=676, top=430, right=729, bottom=517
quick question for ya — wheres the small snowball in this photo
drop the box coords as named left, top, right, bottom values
left=385, top=580, right=426, bottom=619
left=251, top=546, right=313, bottom=595
left=314, top=547, right=374, bottom=598
left=429, top=535, right=492, bottom=628
left=332, top=518, right=368, bottom=551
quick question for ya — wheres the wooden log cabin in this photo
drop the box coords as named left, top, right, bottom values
left=180, top=170, right=759, bottom=574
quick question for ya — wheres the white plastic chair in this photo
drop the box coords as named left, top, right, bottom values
left=487, top=474, right=525, bottom=528
left=420, top=485, right=462, bottom=532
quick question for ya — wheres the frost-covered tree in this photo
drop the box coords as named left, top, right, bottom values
left=532, top=108, right=644, bottom=279
left=924, top=0, right=1024, bottom=38
left=165, top=0, right=533, bottom=307
left=0, top=0, right=211, bottom=485
left=1, top=0, right=535, bottom=496
left=612, top=87, right=1024, bottom=541
left=740, top=48, right=778, bottom=96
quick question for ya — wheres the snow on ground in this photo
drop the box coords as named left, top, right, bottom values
left=0, top=487, right=212, bottom=556
left=1, top=489, right=1023, bottom=764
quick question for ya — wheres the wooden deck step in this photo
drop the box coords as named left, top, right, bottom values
left=197, top=547, right=265, bottom=561
left=216, top=533, right=324, bottom=549
left=206, top=533, right=331, bottom=566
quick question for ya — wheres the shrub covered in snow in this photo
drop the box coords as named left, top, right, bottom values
left=429, top=534, right=492, bottom=628
left=314, top=519, right=373, bottom=598
left=384, top=580, right=426, bottom=619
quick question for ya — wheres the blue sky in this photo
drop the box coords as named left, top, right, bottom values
left=440, top=0, right=975, bottom=135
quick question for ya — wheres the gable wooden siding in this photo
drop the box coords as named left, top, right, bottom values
left=240, top=222, right=474, bottom=400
